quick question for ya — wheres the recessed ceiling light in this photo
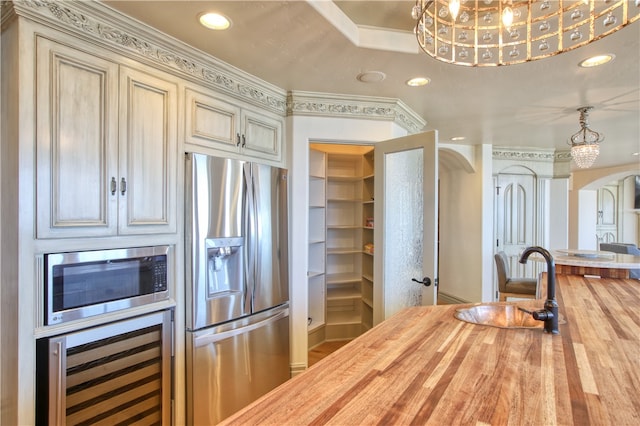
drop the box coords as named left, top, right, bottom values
left=406, top=77, right=430, bottom=87
left=356, top=71, right=386, bottom=83
left=579, top=54, right=615, bottom=68
left=450, top=136, right=466, bottom=141
left=199, top=12, right=231, bottom=30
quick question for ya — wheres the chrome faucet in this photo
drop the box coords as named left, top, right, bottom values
left=519, top=246, right=559, bottom=334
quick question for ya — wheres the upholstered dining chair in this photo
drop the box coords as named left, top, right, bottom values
left=494, top=251, right=538, bottom=301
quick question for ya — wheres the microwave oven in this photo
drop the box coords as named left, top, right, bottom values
left=44, top=246, right=170, bottom=325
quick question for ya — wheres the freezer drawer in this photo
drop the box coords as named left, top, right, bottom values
left=186, top=304, right=290, bottom=425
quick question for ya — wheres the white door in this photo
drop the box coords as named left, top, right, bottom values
left=596, top=185, right=617, bottom=244
left=495, top=173, right=536, bottom=277
left=373, top=131, right=438, bottom=325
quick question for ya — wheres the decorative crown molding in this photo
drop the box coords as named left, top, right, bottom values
left=11, top=0, right=286, bottom=114
left=493, top=147, right=572, bottom=162
left=1, top=1, right=17, bottom=28
left=8, top=1, right=429, bottom=131
left=287, top=91, right=426, bottom=134
left=493, top=146, right=571, bottom=178
left=494, top=147, right=552, bottom=162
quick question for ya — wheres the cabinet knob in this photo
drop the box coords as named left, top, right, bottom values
left=120, top=177, right=127, bottom=196
left=110, top=177, right=117, bottom=196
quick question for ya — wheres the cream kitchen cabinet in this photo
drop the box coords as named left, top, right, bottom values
left=185, top=87, right=283, bottom=163
left=35, top=36, right=178, bottom=238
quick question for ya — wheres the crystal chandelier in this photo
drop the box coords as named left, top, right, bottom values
left=568, top=106, right=604, bottom=169
left=413, top=0, right=640, bottom=66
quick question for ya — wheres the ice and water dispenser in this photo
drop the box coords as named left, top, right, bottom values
left=206, top=237, right=243, bottom=296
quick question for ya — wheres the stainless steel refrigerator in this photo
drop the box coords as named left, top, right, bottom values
left=185, top=152, right=290, bottom=425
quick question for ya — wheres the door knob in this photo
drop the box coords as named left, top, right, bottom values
left=411, top=277, right=431, bottom=287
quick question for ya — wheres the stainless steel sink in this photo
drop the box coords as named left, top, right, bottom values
left=454, top=303, right=543, bottom=329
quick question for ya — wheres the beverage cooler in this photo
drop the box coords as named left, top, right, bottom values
left=36, top=310, right=173, bottom=425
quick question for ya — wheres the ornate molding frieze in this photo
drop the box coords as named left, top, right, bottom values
left=493, top=146, right=571, bottom=178
left=494, top=147, right=555, bottom=162
left=287, top=91, right=426, bottom=134
left=11, top=0, right=287, bottom=114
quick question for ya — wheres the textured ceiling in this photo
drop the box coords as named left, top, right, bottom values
left=102, top=1, right=640, bottom=170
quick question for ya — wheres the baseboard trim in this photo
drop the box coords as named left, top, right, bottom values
left=290, top=362, right=307, bottom=377
left=439, top=292, right=470, bottom=305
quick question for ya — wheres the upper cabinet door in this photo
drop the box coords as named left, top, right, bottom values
left=36, top=36, right=178, bottom=239
left=241, top=107, right=282, bottom=163
left=36, top=37, right=120, bottom=238
left=118, top=66, right=178, bottom=235
left=184, top=86, right=283, bottom=164
left=184, top=87, right=241, bottom=151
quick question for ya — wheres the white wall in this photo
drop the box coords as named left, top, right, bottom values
left=569, top=163, right=640, bottom=248
left=438, top=148, right=483, bottom=302
left=286, top=115, right=407, bottom=372
left=548, top=178, right=570, bottom=250
left=438, top=145, right=493, bottom=303
left=577, top=189, right=598, bottom=249
left=621, top=175, right=639, bottom=244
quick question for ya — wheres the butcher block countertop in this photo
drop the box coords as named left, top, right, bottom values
left=222, top=275, right=640, bottom=425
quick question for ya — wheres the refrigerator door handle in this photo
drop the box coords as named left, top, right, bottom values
left=193, top=307, right=289, bottom=347
left=243, top=163, right=258, bottom=313
left=242, top=164, right=252, bottom=312
left=250, top=164, right=259, bottom=303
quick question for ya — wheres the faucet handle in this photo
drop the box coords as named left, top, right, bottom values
left=517, top=306, right=534, bottom=315
left=518, top=306, right=554, bottom=321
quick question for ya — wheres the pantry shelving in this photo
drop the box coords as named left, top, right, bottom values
left=308, top=148, right=326, bottom=348
left=308, top=143, right=375, bottom=346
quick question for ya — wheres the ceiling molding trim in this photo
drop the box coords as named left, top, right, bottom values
left=305, top=0, right=360, bottom=46
left=0, top=2, right=17, bottom=29
left=11, top=0, right=287, bottom=115
left=306, top=0, right=417, bottom=54
left=287, top=91, right=426, bottom=134
left=358, top=25, right=419, bottom=54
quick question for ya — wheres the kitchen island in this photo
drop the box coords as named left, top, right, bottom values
left=221, top=274, right=640, bottom=425
left=550, top=249, right=640, bottom=279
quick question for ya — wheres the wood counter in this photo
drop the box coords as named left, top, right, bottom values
left=222, top=275, right=640, bottom=425
left=551, top=250, right=640, bottom=279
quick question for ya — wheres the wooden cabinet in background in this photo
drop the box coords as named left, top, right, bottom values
left=35, top=36, right=178, bottom=238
